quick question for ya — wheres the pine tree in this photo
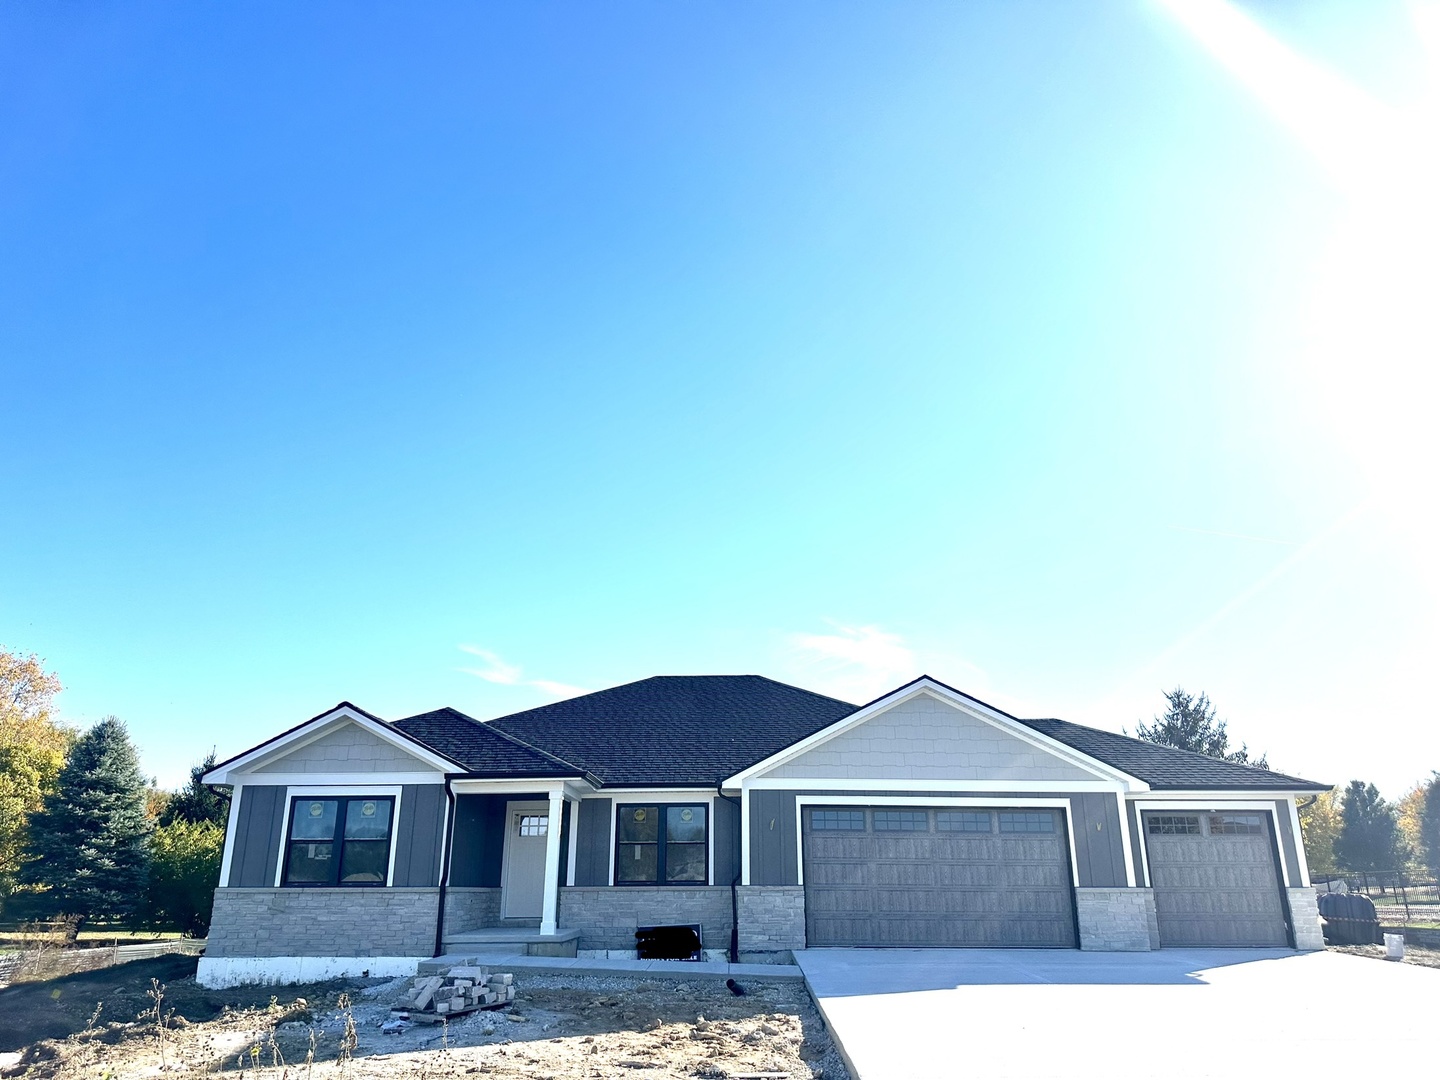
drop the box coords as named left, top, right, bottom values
left=160, top=752, right=230, bottom=828
left=20, top=716, right=153, bottom=925
left=1419, top=773, right=1440, bottom=877
left=1334, top=780, right=1406, bottom=873
left=1134, top=688, right=1268, bottom=767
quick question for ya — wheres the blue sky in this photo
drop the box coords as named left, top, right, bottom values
left=2, top=1, right=1436, bottom=796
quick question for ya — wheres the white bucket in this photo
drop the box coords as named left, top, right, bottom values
left=1384, top=933, right=1405, bottom=961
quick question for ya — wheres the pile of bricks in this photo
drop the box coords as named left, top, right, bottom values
left=393, top=967, right=516, bottom=1024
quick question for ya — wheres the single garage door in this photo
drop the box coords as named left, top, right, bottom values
left=1143, top=811, right=1289, bottom=947
left=801, top=806, right=1077, bottom=947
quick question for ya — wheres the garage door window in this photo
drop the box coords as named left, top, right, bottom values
left=810, top=810, right=866, bottom=831
left=936, top=811, right=991, bottom=833
left=873, top=810, right=928, bottom=832
left=1147, top=815, right=1201, bottom=835
left=1209, top=814, right=1264, bottom=835
left=998, top=812, right=1054, bottom=833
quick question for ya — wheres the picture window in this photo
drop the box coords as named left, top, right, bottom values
left=615, top=804, right=707, bottom=885
left=282, top=795, right=394, bottom=887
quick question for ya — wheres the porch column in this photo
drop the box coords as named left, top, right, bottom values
left=540, top=787, right=565, bottom=935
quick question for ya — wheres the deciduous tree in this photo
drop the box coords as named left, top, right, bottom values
left=1134, top=688, right=1268, bottom=767
left=146, top=818, right=223, bottom=935
left=1298, top=788, right=1342, bottom=876
left=1419, top=773, right=1440, bottom=877
left=20, top=716, right=153, bottom=925
left=0, top=648, right=73, bottom=905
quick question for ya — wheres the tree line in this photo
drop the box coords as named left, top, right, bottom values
left=1138, top=688, right=1440, bottom=878
left=1, top=647, right=229, bottom=934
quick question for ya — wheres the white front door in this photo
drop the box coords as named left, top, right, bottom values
left=500, top=801, right=551, bottom=919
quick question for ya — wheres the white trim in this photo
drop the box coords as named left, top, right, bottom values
left=792, top=795, right=1081, bottom=888
left=607, top=798, right=617, bottom=887
left=1129, top=789, right=1316, bottom=800
left=205, top=706, right=461, bottom=784
left=565, top=797, right=578, bottom=888
left=1115, top=791, right=1137, bottom=888
left=542, top=789, right=565, bottom=934
left=1132, top=801, right=1292, bottom=887
left=218, top=781, right=244, bottom=887
left=449, top=778, right=583, bottom=798
left=1287, top=797, right=1312, bottom=887
left=197, top=955, right=424, bottom=989
left=740, top=777, right=1126, bottom=793
left=724, top=680, right=1149, bottom=791
left=275, top=786, right=404, bottom=888
left=740, top=785, right=752, bottom=887
left=233, top=772, right=444, bottom=788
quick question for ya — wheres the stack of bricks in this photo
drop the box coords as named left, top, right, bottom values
left=393, top=967, right=516, bottom=1023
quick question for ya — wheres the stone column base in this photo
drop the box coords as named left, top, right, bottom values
left=1074, top=888, right=1157, bottom=951
left=737, top=886, right=805, bottom=957
left=1286, top=888, right=1325, bottom=950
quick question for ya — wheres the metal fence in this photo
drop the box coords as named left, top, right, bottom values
left=1313, top=871, right=1440, bottom=927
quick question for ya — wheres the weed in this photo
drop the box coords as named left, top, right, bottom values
left=146, top=978, right=174, bottom=1070
left=336, top=993, right=358, bottom=1070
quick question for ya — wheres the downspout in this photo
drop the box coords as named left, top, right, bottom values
left=716, top=788, right=742, bottom=964
left=433, top=775, right=459, bottom=958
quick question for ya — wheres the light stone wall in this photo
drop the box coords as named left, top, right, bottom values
left=206, top=888, right=439, bottom=958
left=1074, top=888, right=1157, bottom=951
left=736, top=886, right=806, bottom=953
left=444, top=887, right=501, bottom=933
left=1287, top=888, right=1325, bottom=951
left=557, top=887, right=733, bottom=953
left=767, top=693, right=1097, bottom=782
left=253, top=723, right=422, bottom=774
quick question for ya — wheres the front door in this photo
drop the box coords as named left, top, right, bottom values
left=500, top=801, right=550, bottom=919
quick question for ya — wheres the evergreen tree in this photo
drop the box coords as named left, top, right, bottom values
left=1334, top=780, right=1406, bottom=872
left=1134, top=688, right=1268, bottom=767
left=160, top=752, right=230, bottom=828
left=20, top=716, right=153, bottom=925
left=1419, top=773, right=1440, bottom=877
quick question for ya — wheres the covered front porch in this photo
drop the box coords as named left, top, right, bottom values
left=441, top=778, right=590, bottom=954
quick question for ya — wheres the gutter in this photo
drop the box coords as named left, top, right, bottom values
left=433, top=775, right=460, bottom=958
left=716, top=786, right=743, bottom=964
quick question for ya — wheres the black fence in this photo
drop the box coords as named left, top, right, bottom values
left=1313, top=871, right=1440, bottom=928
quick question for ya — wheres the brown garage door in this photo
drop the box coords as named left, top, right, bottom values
left=801, top=806, right=1077, bottom=947
left=1143, top=811, right=1289, bottom=947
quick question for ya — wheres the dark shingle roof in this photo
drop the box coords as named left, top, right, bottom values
left=391, top=707, right=589, bottom=779
left=487, top=675, right=858, bottom=786
left=1015, top=715, right=1328, bottom=791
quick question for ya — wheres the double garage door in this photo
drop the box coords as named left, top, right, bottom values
left=801, top=805, right=1291, bottom=948
left=802, top=806, right=1077, bottom=947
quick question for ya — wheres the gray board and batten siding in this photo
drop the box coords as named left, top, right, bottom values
left=749, top=789, right=1129, bottom=889
left=227, top=784, right=445, bottom=889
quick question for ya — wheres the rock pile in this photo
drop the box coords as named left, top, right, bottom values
left=391, top=967, right=516, bottom=1024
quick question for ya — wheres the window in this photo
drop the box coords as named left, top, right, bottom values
left=1147, top=814, right=1201, bottom=835
left=936, top=811, right=992, bottom=833
left=615, top=805, right=707, bottom=885
left=1209, top=814, right=1264, bottom=836
left=810, top=809, right=866, bottom=831
left=873, top=810, right=929, bottom=832
left=518, top=814, right=548, bottom=837
left=998, top=812, right=1055, bottom=834
left=283, top=796, right=394, bottom=886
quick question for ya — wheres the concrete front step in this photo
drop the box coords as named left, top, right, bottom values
left=441, top=927, right=582, bottom=958
left=419, top=951, right=803, bottom=981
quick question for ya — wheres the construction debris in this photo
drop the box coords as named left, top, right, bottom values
left=392, top=968, right=517, bottom=1024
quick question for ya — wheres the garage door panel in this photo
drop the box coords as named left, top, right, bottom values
left=802, top=806, right=1077, bottom=948
left=1144, top=811, right=1288, bottom=947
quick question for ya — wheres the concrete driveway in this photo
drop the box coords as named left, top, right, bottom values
left=795, top=948, right=1434, bottom=1079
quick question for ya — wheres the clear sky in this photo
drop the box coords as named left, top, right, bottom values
left=2, top=2, right=1436, bottom=797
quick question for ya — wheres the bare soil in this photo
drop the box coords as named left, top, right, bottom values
left=0, top=957, right=849, bottom=1080
left=1327, top=943, right=1440, bottom=969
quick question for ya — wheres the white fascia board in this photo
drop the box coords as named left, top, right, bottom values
left=448, top=777, right=592, bottom=799
left=742, top=777, right=1126, bottom=792
left=204, top=706, right=461, bottom=784
left=237, top=772, right=445, bottom=787
left=724, top=680, right=1148, bottom=791
left=1128, top=790, right=1305, bottom=801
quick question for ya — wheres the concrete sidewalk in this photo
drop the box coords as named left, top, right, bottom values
left=420, top=951, right=802, bottom=982
left=796, top=948, right=1436, bottom=1079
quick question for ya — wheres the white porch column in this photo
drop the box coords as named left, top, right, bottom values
left=540, top=787, right=565, bottom=935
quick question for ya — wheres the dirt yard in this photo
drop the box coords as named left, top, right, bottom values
left=1327, top=942, right=1440, bottom=969
left=0, top=956, right=850, bottom=1079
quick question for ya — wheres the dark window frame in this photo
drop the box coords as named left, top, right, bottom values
left=281, top=795, right=396, bottom=888
left=810, top=809, right=867, bottom=831
left=613, top=803, right=710, bottom=887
